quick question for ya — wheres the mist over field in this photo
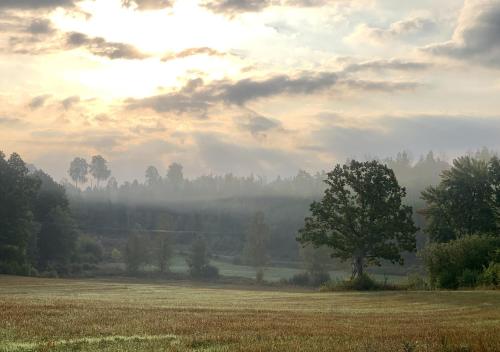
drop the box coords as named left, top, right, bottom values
left=1, top=1, right=499, bottom=351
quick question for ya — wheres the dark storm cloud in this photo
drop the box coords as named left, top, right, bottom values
left=423, top=0, right=500, bottom=69
left=312, top=114, right=500, bottom=158
left=127, top=72, right=419, bottom=116
left=28, top=94, right=51, bottom=109
left=161, top=47, right=227, bottom=62
left=65, top=32, right=149, bottom=60
left=121, top=0, right=173, bottom=10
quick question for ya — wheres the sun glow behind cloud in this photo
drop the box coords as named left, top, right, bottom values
left=2, top=0, right=500, bottom=181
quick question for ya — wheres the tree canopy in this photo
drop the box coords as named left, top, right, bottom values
left=421, top=156, right=499, bottom=242
left=298, top=160, right=418, bottom=279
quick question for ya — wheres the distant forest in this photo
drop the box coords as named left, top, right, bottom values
left=62, top=150, right=454, bottom=263
left=1, top=147, right=499, bottom=288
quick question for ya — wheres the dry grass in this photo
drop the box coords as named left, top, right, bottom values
left=0, top=275, right=499, bottom=351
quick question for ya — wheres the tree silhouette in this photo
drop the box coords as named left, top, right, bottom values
left=421, top=156, right=497, bottom=242
left=167, top=162, right=183, bottom=190
left=298, top=160, right=418, bottom=279
left=243, top=212, right=269, bottom=281
left=89, top=155, right=111, bottom=189
left=145, top=166, right=161, bottom=186
left=68, top=157, right=88, bottom=189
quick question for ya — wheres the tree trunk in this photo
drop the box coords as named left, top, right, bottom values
left=351, top=255, right=364, bottom=279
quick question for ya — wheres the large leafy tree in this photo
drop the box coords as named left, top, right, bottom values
left=298, top=160, right=418, bottom=279
left=421, top=156, right=497, bottom=242
left=32, top=170, right=77, bottom=269
left=0, top=152, right=40, bottom=274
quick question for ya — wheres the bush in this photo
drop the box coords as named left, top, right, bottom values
left=77, top=236, right=104, bottom=264
left=348, top=274, right=380, bottom=290
left=406, top=273, right=429, bottom=290
left=288, top=271, right=331, bottom=287
left=422, top=235, right=499, bottom=289
left=311, top=271, right=331, bottom=286
left=320, top=274, right=398, bottom=291
left=0, top=261, right=31, bottom=276
left=458, top=269, right=480, bottom=288
left=256, top=268, right=264, bottom=283
left=110, top=248, right=122, bottom=262
left=289, top=272, right=311, bottom=286
left=479, top=262, right=500, bottom=287
left=190, top=264, right=219, bottom=280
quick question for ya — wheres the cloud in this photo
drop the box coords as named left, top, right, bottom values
left=339, top=79, right=420, bottom=92
left=347, top=16, right=436, bottom=45
left=161, top=47, right=227, bottom=62
left=312, top=114, right=500, bottom=159
left=126, top=72, right=339, bottom=115
left=342, top=59, right=432, bottom=73
left=202, top=0, right=335, bottom=16
left=235, top=111, right=283, bottom=137
left=26, top=18, right=54, bottom=34
left=202, top=0, right=274, bottom=16
left=121, top=0, right=173, bottom=10
left=61, top=95, right=80, bottom=110
left=28, top=94, right=51, bottom=109
left=66, top=32, right=149, bottom=60
left=4, top=28, right=150, bottom=60
left=422, top=0, right=500, bottom=69
left=0, top=116, right=25, bottom=127
left=0, top=0, right=76, bottom=10
left=127, top=72, right=419, bottom=116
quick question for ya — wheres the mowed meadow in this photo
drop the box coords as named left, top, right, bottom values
left=0, top=276, right=499, bottom=352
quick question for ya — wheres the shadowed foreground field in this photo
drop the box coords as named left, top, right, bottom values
left=0, top=276, right=499, bottom=351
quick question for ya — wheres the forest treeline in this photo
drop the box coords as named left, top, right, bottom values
left=0, top=148, right=499, bottom=289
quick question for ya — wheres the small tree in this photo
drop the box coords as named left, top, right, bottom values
left=145, top=166, right=161, bottom=186
left=298, top=160, right=418, bottom=279
left=125, top=233, right=149, bottom=274
left=166, top=162, right=183, bottom=190
left=156, top=234, right=173, bottom=273
left=186, top=236, right=218, bottom=279
left=68, top=157, right=88, bottom=189
left=243, top=212, right=269, bottom=282
left=300, top=244, right=331, bottom=283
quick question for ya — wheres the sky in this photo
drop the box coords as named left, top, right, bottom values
left=1, top=0, right=500, bottom=182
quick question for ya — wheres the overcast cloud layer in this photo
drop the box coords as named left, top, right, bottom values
left=1, top=0, right=499, bottom=182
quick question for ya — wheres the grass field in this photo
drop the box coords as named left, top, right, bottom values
left=0, top=276, right=499, bottom=351
left=102, top=254, right=407, bottom=283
